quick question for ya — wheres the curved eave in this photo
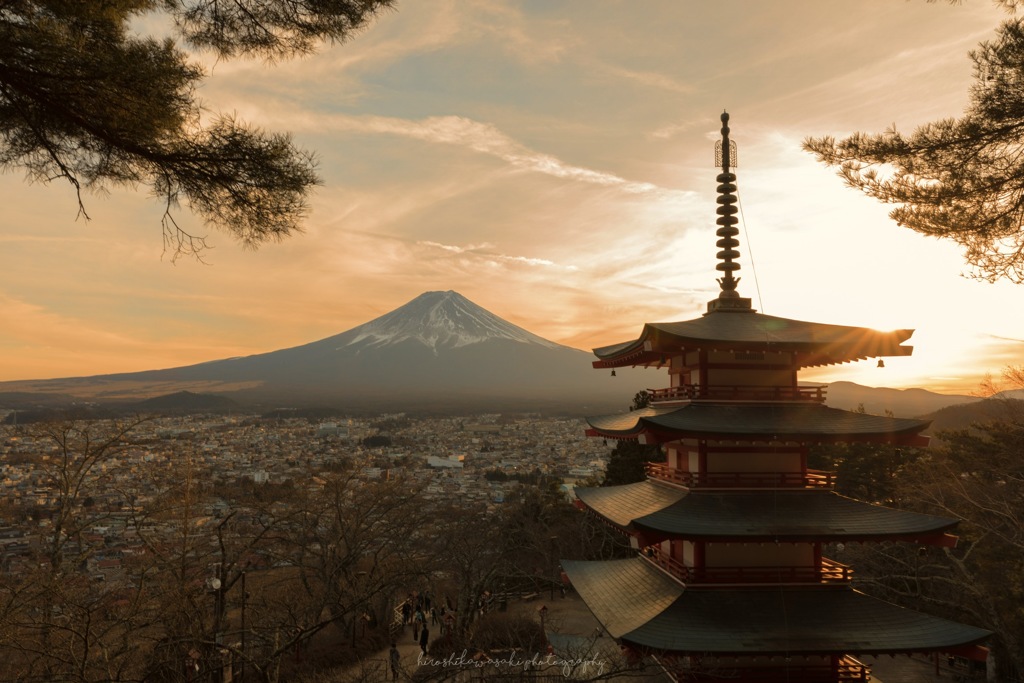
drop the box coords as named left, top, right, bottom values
left=585, top=405, right=679, bottom=439
left=628, top=490, right=959, bottom=543
left=591, top=315, right=915, bottom=369
left=593, top=338, right=647, bottom=362
left=563, top=558, right=991, bottom=657
left=586, top=404, right=930, bottom=447
left=801, top=345, right=913, bottom=366
left=574, top=480, right=688, bottom=530
left=574, top=485, right=959, bottom=544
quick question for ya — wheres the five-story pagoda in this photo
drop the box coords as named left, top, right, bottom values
left=562, top=113, right=990, bottom=682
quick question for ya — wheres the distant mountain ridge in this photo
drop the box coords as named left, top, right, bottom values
left=0, top=291, right=648, bottom=414
left=136, top=391, right=241, bottom=414
left=921, top=397, right=1024, bottom=434
left=820, top=381, right=982, bottom=417
left=0, top=291, right=999, bottom=417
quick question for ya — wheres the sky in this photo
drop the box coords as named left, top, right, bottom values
left=1, top=0, right=1022, bottom=394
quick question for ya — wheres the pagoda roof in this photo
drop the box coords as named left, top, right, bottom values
left=575, top=480, right=689, bottom=528
left=575, top=481, right=958, bottom=542
left=586, top=403, right=929, bottom=445
left=593, top=309, right=914, bottom=369
left=562, top=558, right=991, bottom=656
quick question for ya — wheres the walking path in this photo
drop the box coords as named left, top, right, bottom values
left=328, top=595, right=973, bottom=682
left=327, top=592, right=670, bottom=682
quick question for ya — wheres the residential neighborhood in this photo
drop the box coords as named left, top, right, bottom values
left=0, top=412, right=612, bottom=580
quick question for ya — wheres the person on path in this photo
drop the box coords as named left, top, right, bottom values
left=443, top=611, right=455, bottom=640
left=413, top=608, right=425, bottom=641
left=389, top=642, right=401, bottom=681
left=419, top=625, right=430, bottom=656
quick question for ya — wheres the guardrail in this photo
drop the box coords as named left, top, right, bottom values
left=648, top=385, right=826, bottom=403
left=643, top=546, right=852, bottom=585
left=645, top=462, right=835, bottom=489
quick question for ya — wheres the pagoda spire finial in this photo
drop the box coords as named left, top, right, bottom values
left=708, top=111, right=753, bottom=313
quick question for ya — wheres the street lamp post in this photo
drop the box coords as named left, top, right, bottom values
left=239, top=570, right=247, bottom=683
left=548, top=536, right=558, bottom=600
left=205, top=575, right=223, bottom=683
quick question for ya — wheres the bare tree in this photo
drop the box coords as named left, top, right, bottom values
left=845, top=376, right=1024, bottom=681
left=0, top=418, right=155, bottom=681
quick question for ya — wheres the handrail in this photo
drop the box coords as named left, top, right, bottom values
left=648, top=385, right=826, bottom=403
left=644, top=546, right=852, bottom=585
left=645, top=462, right=835, bottom=489
left=659, top=654, right=870, bottom=682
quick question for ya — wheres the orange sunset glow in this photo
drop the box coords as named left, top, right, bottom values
left=1, top=1, right=1021, bottom=395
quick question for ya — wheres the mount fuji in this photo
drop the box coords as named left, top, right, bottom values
left=341, top=290, right=566, bottom=353
left=1, top=291, right=646, bottom=414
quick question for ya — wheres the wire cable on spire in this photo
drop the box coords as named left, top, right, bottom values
left=736, top=192, right=765, bottom=313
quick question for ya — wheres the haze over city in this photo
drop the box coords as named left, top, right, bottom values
left=1, top=1, right=1021, bottom=394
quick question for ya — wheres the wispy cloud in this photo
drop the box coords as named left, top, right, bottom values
left=201, top=1, right=463, bottom=78
left=650, top=115, right=714, bottom=140
left=0, top=296, right=131, bottom=348
left=419, top=241, right=495, bottom=254
left=600, top=64, right=694, bottom=95
left=987, top=334, right=1024, bottom=345
left=468, top=1, right=572, bottom=65
left=0, top=295, right=152, bottom=379
left=297, top=112, right=686, bottom=198
left=417, top=240, right=578, bottom=271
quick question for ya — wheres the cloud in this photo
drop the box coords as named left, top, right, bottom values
left=600, top=64, right=694, bottom=95
left=468, top=1, right=572, bottom=65
left=296, top=112, right=690, bottom=200
left=650, top=116, right=711, bottom=140
left=0, top=295, right=154, bottom=379
left=987, top=334, right=1024, bottom=345
left=417, top=240, right=578, bottom=271
left=0, top=296, right=129, bottom=348
left=419, top=240, right=495, bottom=254
left=200, top=1, right=463, bottom=77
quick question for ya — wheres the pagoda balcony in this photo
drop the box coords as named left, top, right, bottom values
left=644, top=546, right=853, bottom=585
left=648, top=385, right=826, bottom=404
left=646, top=462, right=836, bottom=489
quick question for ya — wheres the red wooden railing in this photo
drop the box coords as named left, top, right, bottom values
left=660, top=659, right=870, bottom=682
left=661, top=657, right=870, bottom=682
left=836, top=657, right=873, bottom=682
left=644, top=545, right=853, bottom=585
left=644, top=543, right=688, bottom=581
left=647, top=385, right=826, bottom=403
left=645, top=462, right=835, bottom=489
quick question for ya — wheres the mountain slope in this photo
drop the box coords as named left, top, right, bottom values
left=343, top=290, right=564, bottom=351
left=921, top=398, right=1024, bottom=434
left=0, top=291, right=648, bottom=412
left=821, top=381, right=980, bottom=417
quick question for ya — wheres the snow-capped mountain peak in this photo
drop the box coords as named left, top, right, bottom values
left=344, top=290, right=565, bottom=351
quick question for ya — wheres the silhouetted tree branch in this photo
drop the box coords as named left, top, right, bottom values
left=0, top=1, right=393, bottom=257
left=804, top=11, right=1024, bottom=282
